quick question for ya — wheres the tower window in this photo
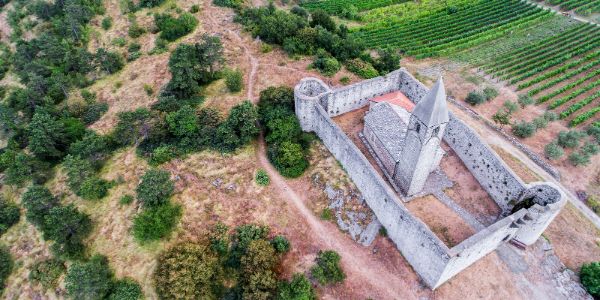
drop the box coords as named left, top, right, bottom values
left=433, top=126, right=440, bottom=135
left=415, top=123, right=421, bottom=133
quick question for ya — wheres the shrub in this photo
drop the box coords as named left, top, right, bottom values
left=132, top=203, right=182, bottom=242
left=29, top=259, right=66, bottom=290
left=190, top=5, right=200, bottom=13
left=96, top=48, right=125, bottom=74
left=312, top=49, right=340, bottom=77
left=310, top=250, right=345, bottom=285
left=309, top=9, right=336, bottom=32
left=483, top=87, right=499, bottom=101
left=109, top=278, right=142, bottom=300
left=82, top=102, right=109, bottom=124
left=503, top=100, right=519, bottom=114
left=225, top=69, right=243, bottom=93
left=154, top=242, right=220, bottom=299
left=492, top=111, right=510, bottom=127
left=518, top=94, right=534, bottom=107
left=214, top=101, right=260, bottom=152
left=581, top=262, right=600, bottom=297
left=213, top=0, right=244, bottom=8
left=345, top=58, right=378, bottom=79
left=544, top=142, right=564, bottom=160
left=65, top=255, right=114, bottom=300
left=372, top=48, right=401, bottom=75
left=291, top=6, right=309, bottom=18
left=512, top=121, right=536, bottom=138
left=112, top=37, right=127, bottom=47
left=0, top=246, right=12, bottom=293
left=120, top=195, right=134, bottom=206
left=136, top=169, right=174, bottom=208
left=340, top=76, right=350, bottom=84
left=465, top=91, right=486, bottom=106
left=102, top=17, right=113, bottom=30
left=0, top=197, right=19, bottom=236
left=557, top=130, right=585, bottom=148
left=568, top=151, right=590, bottom=167
left=128, top=21, right=145, bottom=38
left=240, top=239, right=279, bottom=299
left=271, top=235, right=290, bottom=253
left=255, top=169, right=270, bottom=186
left=155, top=13, right=198, bottom=42
left=277, top=273, right=317, bottom=300
left=139, top=0, right=166, bottom=7
left=143, top=84, right=154, bottom=96
left=320, top=208, right=333, bottom=221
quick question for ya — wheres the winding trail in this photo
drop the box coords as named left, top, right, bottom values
left=256, top=137, right=421, bottom=299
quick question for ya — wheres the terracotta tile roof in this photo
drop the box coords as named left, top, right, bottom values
left=370, top=91, right=415, bottom=112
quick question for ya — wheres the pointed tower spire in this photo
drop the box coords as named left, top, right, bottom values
left=412, top=76, right=449, bottom=126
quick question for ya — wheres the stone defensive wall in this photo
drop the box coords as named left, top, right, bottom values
left=294, top=69, right=566, bottom=289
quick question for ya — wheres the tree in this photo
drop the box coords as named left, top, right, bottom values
left=492, top=111, right=510, bottom=127
left=557, top=130, right=585, bottom=148
left=310, top=250, right=345, bottom=285
left=215, top=101, right=259, bottom=152
left=154, top=242, right=220, bottom=299
left=111, top=108, right=155, bottom=146
left=271, top=235, right=290, bottom=253
left=568, top=151, right=590, bottom=167
left=63, top=154, right=94, bottom=194
left=309, top=9, right=336, bottom=32
left=132, top=203, right=181, bottom=242
left=95, top=48, right=124, bottom=74
left=167, top=36, right=224, bottom=99
left=43, top=205, right=92, bottom=259
left=373, top=48, right=400, bottom=74
left=511, top=121, right=536, bottom=138
left=277, top=273, right=317, bottom=300
left=21, top=185, right=59, bottom=228
left=271, top=141, right=308, bottom=178
left=266, top=116, right=302, bottom=144
left=65, top=255, right=114, bottom=300
left=28, top=109, right=66, bottom=160
left=154, top=13, right=198, bottom=42
left=0, top=246, right=12, bottom=293
left=166, top=105, right=198, bottom=138
left=518, top=94, right=534, bottom=107
left=581, top=262, right=600, bottom=297
left=136, top=169, right=174, bottom=208
left=139, top=0, right=166, bottom=7
left=465, top=91, right=486, bottom=105
left=0, top=197, right=20, bottom=236
left=240, top=240, right=279, bottom=299
left=544, top=142, right=564, bottom=160
left=483, top=87, right=499, bottom=101
left=68, top=131, right=110, bottom=168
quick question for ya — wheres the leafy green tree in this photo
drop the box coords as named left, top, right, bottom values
left=312, top=49, right=340, bottom=76
left=557, top=130, right=585, bottom=148
left=95, top=48, right=124, bottom=74
left=215, top=101, right=259, bottom=152
left=43, top=205, right=92, bottom=259
left=277, top=273, right=317, bottom=300
left=4, top=152, right=46, bottom=186
left=587, top=125, right=600, bottom=144
left=0, top=246, right=12, bottom=293
left=0, top=197, right=20, bottom=236
left=63, top=154, right=94, bottom=194
left=108, top=278, right=142, bottom=300
left=68, top=131, right=110, bottom=168
left=136, top=169, right=174, bottom=208
left=266, top=115, right=302, bottom=144
left=465, top=91, right=486, bottom=105
left=139, top=0, right=166, bottom=7
left=309, top=9, right=336, bottom=32
left=111, top=108, right=155, bottom=147
left=65, top=255, right=114, bottom=300
left=483, top=87, right=498, bottom=101
left=544, top=142, right=564, bottom=160
left=154, top=242, right=220, bottom=299
left=132, top=203, right=181, bottom=242
left=29, top=258, right=66, bottom=290
left=271, top=141, right=308, bottom=178
left=310, top=250, right=345, bottom=285
left=167, top=35, right=223, bottom=99
left=372, top=48, right=400, bottom=75
left=258, top=86, right=295, bottom=119
left=582, top=141, right=599, bottom=156
left=581, top=262, right=600, bottom=297
left=78, top=177, right=110, bottom=201
left=512, top=121, right=536, bottom=138
left=166, top=105, right=198, bottom=138
left=21, top=185, right=59, bottom=228
left=28, top=109, right=66, bottom=160
left=568, top=151, right=590, bottom=167
left=240, top=240, right=278, bottom=299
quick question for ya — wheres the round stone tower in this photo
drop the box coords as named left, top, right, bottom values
left=294, top=77, right=331, bottom=132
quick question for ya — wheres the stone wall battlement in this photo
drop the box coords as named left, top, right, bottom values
left=294, top=68, right=566, bottom=289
